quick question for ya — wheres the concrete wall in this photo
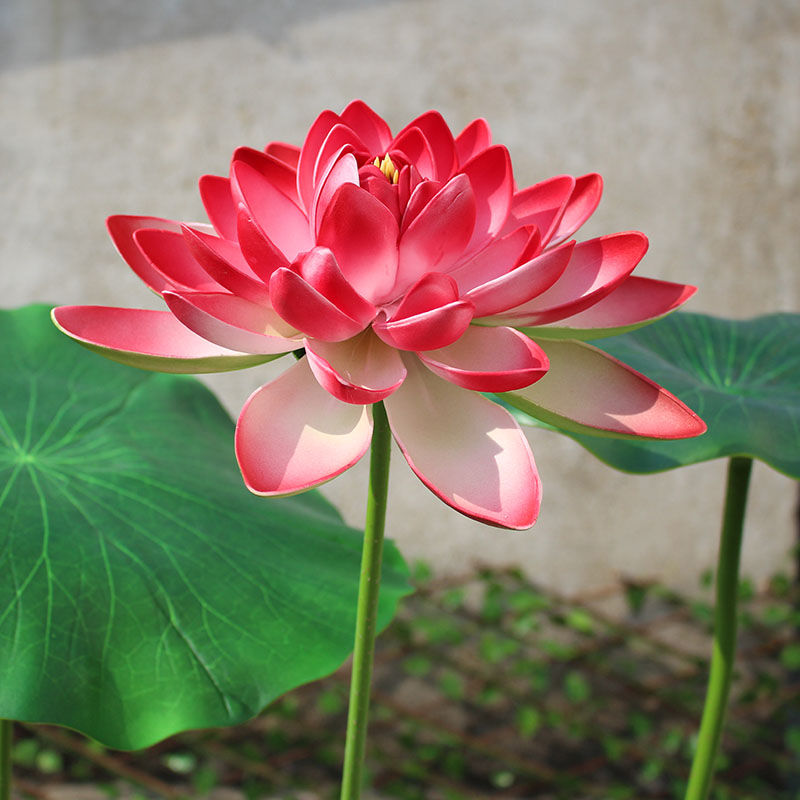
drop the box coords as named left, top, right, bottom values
left=2, top=0, right=798, bottom=595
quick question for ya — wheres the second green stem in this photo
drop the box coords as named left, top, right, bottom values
left=684, top=456, right=753, bottom=800
left=340, top=401, right=392, bottom=800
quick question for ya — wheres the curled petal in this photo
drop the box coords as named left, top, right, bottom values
left=521, top=277, right=697, bottom=340
left=373, top=301, right=474, bottom=351
left=132, top=228, right=223, bottom=293
left=232, top=146, right=300, bottom=205
left=317, top=183, right=399, bottom=303
left=294, top=246, right=377, bottom=325
left=269, top=266, right=370, bottom=342
left=340, top=99, right=393, bottom=156
left=418, top=325, right=549, bottom=392
left=502, top=175, right=575, bottom=244
left=235, top=206, right=290, bottom=283
left=466, top=241, right=575, bottom=318
left=393, top=111, right=457, bottom=182
left=264, top=141, right=301, bottom=169
left=549, top=173, right=603, bottom=246
left=395, top=174, right=476, bottom=294
left=231, top=161, right=312, bottom=261
left=390, top=126, right=436, bottom=180
left=400, top=179, right=442, bottom=235
left=454, top=117, right=492, bottom=166
left=236, top=358, right=373, bottom=495
left=51, top=306, right=276, bottom=373
left=384, top=358, right=540, bottom=529
left=198, top=176, right=238, bottom=241
left=106, top=216, right=180, bottom=294
left=449, top=226, right=535, bottom=293
left=311, top=149, right=360, bottom=235
left=181, top=224, right=270, bottom=303
left=305, top=332, right=407, bottom=404
left=296, top=109, right=342, bottom=213
left=502, top=339, right=707, bottom=439
left=460, top=145, right=514, bottom=252
left=487, top=232, right=649, bottom=326
left=163, top=291, right=302, bottom=354
left=393, top=272, right=460, bottom=319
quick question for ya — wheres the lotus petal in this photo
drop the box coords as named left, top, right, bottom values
left=454, top=118, right=492, bottom=166
left=305, top=332, right=407, bottom=404
left=466, top=241, right=575, bottom=318
left=487, top=232, right=649, bottom=326
left=232, top=161, right=313, bottom=261
left=181, top=224, right=270, bottom=303
left=549, top=173, right=603, bottom=246
left=269, top=267, right=369, bottom=342
left=264, top=141, right=301, bottom=169
left=236, top=358, right=373, bottom=495
left=133, top=228, right=223, bottom=293
left=232, top=146, right=300, bottom=205
left=502, top=175, right=575, bottom=243
left=340, top=99, right=393, bottom=154
left=521, top=277, right=697, bottom=340
left=385, top=358, right=540, bottom=529
left=395, top=175, right=476, bottom=294
left=163, top=291, right=302, bottom=354
left=198, top=176, right=238, bottom=241
left=317, top=183, right=399, bottom=304
left=460, top=145, right=513, bottom=252
left=418, top=325, right=549, bottom=392
left=51, top=306, right=275, bottom=373
left=393, top=111, right=456, bottom=182
left=503, top=339, right=706, bottom=439
left=106, top=216, right=184, bottom=294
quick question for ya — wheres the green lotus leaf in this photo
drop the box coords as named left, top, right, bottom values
left=511, top=312, right=800, bottom=477
left=0, top=305, right=411, bottom=749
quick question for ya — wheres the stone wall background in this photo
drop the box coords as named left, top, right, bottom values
left=2, top=0, right=798, bottom=595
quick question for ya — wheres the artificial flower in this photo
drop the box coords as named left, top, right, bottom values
left=53, top=100, right=705, bottom=529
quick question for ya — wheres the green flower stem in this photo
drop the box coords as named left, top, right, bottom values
left=0, top=719, right=11, bottom=800
left=685, top=456, right=753, bottom=800
left=340, top=401, right=392, bottom=800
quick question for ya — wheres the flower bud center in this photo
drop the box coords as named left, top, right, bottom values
left=373, top=154, right=399, bottom=184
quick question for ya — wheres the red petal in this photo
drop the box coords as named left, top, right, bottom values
left=393, top=111, right=457, bottom=182
left=231, top=161, right=312, bottom=261
left=232, top=146, right=300, bottom=205
left=305, top=332, right=407, bottom=404
left=264, top=141, right=301, bottom=169
left=502, top=175, right=575, bottom=244
left=466, top=241, right=575, bottom=318
left=395, top=174, right=476, bottom=294
left=504, top=339, right=706, bottom=439
left=52, top=306, right=272, bottom=373
left=198, top=176, right=238, bottom=241
left=460, top=145, right=514, bottom=252
left=236, top=359, right=373, bottom=495
left=340, top=100, right=393, bottom=154
left=133, top=228, right=223, bottom=293
left=269, top=267, right=369, bottom=342
left=181, top=224, right=270, bottom=303
left=454, top=117, right=492, bottom=166
left=373, top=300, right=474, bottom=351
left=549, top=173, right=603, bottom=246
left=163, top=291, right=302, bottom=354
left=106, top=215, right=184, bottom=294
left=317, top=183, right=399, bottom=303
left=384, top=357, right=540, bottom=529
left=418, top=325, right=549, bottom=392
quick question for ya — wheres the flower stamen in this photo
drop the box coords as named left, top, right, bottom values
left=373, top=154, right=399, bottom=184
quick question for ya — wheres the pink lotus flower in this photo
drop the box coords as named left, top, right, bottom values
left=52, top=101, right=705, bottom=529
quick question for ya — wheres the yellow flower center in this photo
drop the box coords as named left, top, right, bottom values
left=373, top=154, right=399, bottom=184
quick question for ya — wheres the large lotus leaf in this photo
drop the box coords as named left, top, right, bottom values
left=510, top=312, right=800, bottom=478
left=0, top=304, right=411, bottom=749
